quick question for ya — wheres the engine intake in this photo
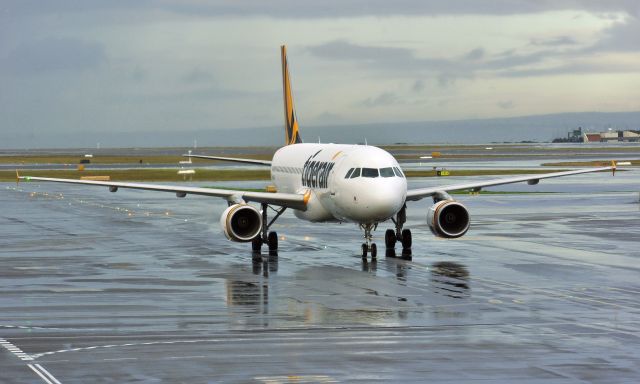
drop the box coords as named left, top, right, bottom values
left=427, top=200, right=470, bottom=238
left=220, top=204, right=262, bottom=242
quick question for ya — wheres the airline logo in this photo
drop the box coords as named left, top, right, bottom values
left=302, top=151, right=334, bottom=189
left=281, top=45, right=303, bottom=145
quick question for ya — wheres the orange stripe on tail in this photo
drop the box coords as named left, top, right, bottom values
left=281, top=45, right=303, bottom=145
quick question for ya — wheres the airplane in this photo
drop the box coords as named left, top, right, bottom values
left=18, top=45, right=617, bottom=259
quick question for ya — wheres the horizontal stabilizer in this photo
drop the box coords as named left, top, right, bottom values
left=183, top=154, right=271, bottom=166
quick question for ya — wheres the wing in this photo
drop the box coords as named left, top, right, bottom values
left=406, top=164, right=616, bottom=202
left=184, top=154, right=271, bottom=166
left=18, top=176, right=308, bottom=210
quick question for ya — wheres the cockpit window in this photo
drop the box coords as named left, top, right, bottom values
left=344, top=168, right=355, bottom=179
left=379, top=167, right=395, bottom=178
left=350, top=168, right=361, bottom=178
left=393, top=167, right=405, bottom=178
left=361, top=168, right=379, bottom=178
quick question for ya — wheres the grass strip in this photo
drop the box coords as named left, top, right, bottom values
left=542, top=160, right=639, bottom=166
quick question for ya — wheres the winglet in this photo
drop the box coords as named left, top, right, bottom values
left=612, top=160, right=616, bottom=176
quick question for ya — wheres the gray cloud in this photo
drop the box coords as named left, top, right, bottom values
left=484, top=50, right=554, bottom=70
left=530, top=36, right=578, bottom=46
left=586, top=18, right=640, bottom=52
left=308, top=40, right=453, bottom=73
left=4, top=0, right=638, bottom=20
left=438, top=73, right=459, bottom=88
left=182, top=68, right=215, bottom=84
left=140, top=1, right=640, bottom=19
left=307, top=40, right=415, bottom=63
left=1, top=0, right=638, bottom=148
left=498, top=100, right=515, bottom=109
left=359, top=92, right=399, bottom=108
left=464, top=47, right=485, bottom=61
left=2, top=37, right=106, bottom=75
left=412, top=79, right=425, bottom=93
left=499, top=61, right=640, bottom=78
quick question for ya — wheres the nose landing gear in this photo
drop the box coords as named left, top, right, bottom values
left=360, top=223, right=378, bottom=259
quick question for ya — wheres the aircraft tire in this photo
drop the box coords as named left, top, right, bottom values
left=370, top=243, right=377, bottom=258
left=361, top=243, right=368, bottom=258
left=252, top=236, right=262, bottom=252
left=401, top=229, right=412, bottom=249
left=267, top=231, right=278, bottom=251
left=385, top=229, right=396, bottom=248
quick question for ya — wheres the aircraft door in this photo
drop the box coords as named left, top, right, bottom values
left=329, top=153, right=346, bottom=199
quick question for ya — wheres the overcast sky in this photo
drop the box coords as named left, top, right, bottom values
left=1, top=1, right=639, bottom=146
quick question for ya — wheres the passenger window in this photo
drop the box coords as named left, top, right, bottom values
left=361, top=168, right=379, bottom=178
left=345, top=168, right=355, bottom=179
left=393, top=167, right=404, bottom=177
left=379, top=167, right=395, bottom=177
left=350, top=168, right=361, bottom=178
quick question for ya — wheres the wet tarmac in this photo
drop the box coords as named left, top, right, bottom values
left=1, top=170, right=639, bottom=383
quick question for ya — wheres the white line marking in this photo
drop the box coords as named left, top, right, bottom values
left=0, top=324, right=59, bottom=330
left=2, top=338, right=62, bottom=383
left=255, top=376, right=338, bottom=384
left=0, top=337, right=33, bottom=361
left=34, top=364, right=62, bottom=384
left=28, top=365, right=55, bottom=384
left=102, top=357, right=138, bottom=362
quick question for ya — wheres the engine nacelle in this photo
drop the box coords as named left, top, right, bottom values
left=427, top=200, right=470, bottom=238
left=220, top=204, right=262, bottom=242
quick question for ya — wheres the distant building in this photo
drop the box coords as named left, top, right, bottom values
left=555, top=127, right=640, bottom=143
left=583, top=129, right=640, bottom=143
left=623, top=130, right=640, bottom=141
left=584, top=133, right=602, bottom=142
left=552, top=127, right=583, bottom=143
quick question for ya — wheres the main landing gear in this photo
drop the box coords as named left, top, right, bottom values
left=386, top=203, right=412, bottom=252
left=252, top=203, right=286, bottom=258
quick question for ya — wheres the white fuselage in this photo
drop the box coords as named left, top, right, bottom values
left=270, top=143, right=407, bottom=224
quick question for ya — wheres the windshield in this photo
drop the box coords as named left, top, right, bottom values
left=379, top=167, right=395, bottom=177
left=361, top=168, right=379, bottom=178
left=345, top=166, right=406, bottom=179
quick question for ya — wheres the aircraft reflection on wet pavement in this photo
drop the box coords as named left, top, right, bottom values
left=430, top=261, right=470, bottom=299
left=225, top=252, right=471, bottom=328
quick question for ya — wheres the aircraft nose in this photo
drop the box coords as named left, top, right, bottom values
left=359, top=180, right=405, bottom=220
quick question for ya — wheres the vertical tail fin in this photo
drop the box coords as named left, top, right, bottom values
left=281, top=45, right=303, bottom=145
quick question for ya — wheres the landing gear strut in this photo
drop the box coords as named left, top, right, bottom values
left=252, top=203, right=286, bottom=255
left=360, top=223, right=378, bottom=259
left=388, top=204, right=412, bottom=250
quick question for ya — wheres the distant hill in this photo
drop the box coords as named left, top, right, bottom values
left=303, top=111, right=640, bottom=145
left=3, top=111, right=639, bottom=148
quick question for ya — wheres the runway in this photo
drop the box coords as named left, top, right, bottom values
left=1, top=170, right=639, bottom=383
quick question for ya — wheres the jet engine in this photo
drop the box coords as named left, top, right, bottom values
left=427, top=200, right=470, bottom=238
left=220, top=204, right=262, bottom=242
